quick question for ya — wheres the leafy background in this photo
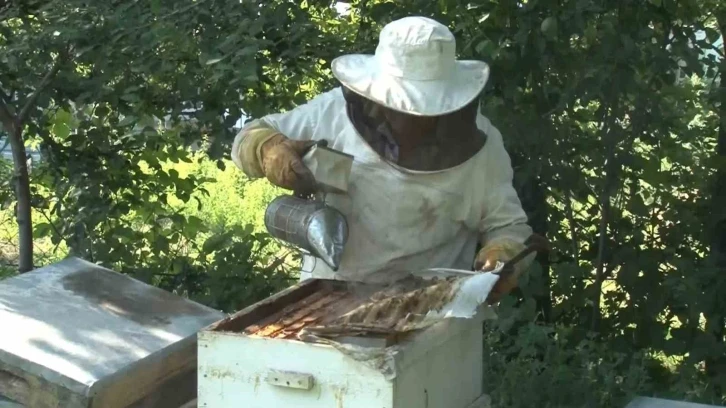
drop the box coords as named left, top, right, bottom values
left=1, top=0, right=725, bottom=406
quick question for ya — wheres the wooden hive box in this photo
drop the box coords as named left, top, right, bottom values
left=198, top=272, right=494, bottom=408
left=0, top=257, right=225, bottom=407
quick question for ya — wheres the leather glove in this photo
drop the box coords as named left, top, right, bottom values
left=260, top=134, right=318, bottom=195
left=474, top=239, right=528, bottom=304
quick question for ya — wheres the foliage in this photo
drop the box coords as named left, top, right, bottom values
left=0, top=0, right=725, bottom=405
left=176, top=156, right=285, bottom=234
left=343, top=0, right=726, bottom=401
left=483, top=322, right=653, bottom=408
left=0, top=0, right=336, bottom=309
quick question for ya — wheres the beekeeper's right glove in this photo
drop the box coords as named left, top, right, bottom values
left=260, top=133, right=319, bottom=194
left=232, top=123, right=318, bottom=195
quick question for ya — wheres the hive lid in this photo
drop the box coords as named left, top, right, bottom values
left=0, top=257, right=225, bottom=397
left=625, top=397, right=724, bottom=408
left=0, top=395, right=22, bottom=407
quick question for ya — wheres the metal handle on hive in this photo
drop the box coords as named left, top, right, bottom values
left=264, top=369, right=315, bottom=391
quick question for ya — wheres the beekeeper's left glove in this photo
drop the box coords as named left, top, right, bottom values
left=474, top=239, right=530, bottom=304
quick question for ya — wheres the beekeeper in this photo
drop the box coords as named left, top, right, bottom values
left=232, top=16, right=535, bottom=303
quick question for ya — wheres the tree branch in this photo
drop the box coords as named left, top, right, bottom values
left=38, top=207, right=63, bottom=246
left=0, top=137, right=9, bottom=154
left=0, top=99, right=14, bottom=134
left=0, top=85, right=13, bottom=106
left=16, top=52, right=66, bottom=126
left=565, top=190, right=580, bottom=265
left=591, top=102, right=619, bottom=333
left=119, top=0, right=211, bottom=38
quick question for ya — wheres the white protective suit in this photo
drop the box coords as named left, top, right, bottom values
left=232, top=87, right=532, bottom=284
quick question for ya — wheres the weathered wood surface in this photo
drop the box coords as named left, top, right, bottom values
left=0, top=257, right=224, bottom=407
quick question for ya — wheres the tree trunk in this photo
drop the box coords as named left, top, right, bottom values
left=0, top=52, right=65, bottom=273
left=8, top=124, right=33, bottom=272
left=591, top=106, right=617, bottom=333
left=520, top=174, right=551, bottom=322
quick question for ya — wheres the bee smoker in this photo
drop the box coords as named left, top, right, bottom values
left=264, top=143, right=354, bottom=271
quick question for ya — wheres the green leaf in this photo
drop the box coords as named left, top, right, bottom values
left=540, top=17, right=558, bottom=39
left=51, top=108, right=73, bottom=139
left=150, top=0, right=161, bottom=14
left=33, top=222, right=53, bottom=238
left=203, top=233, right=229, bottom=253
left=475, top=39, right=494, bottom=56
left=159, top=233, right=172, bottom=250
left=53, top=122, right=70, bottom=139
left=186, top=215, right=207, bottom=234
left=118, top=116, right=136, bottom=127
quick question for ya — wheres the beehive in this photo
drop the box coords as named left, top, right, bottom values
left=0, top=257, right=224, bottom=407
left=198, top=272, right=494, bottom=408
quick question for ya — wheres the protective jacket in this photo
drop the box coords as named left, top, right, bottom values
left=232, top=87, right=533, bottom=284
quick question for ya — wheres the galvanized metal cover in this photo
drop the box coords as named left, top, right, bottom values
left=626, top=397, right=724, bottom=408
left=0, top=257, right=224, bottom=397
left=0, top=394, right=23, bottom=407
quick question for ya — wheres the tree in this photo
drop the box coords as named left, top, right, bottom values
left=0, top=0, right=345, bottom=306
left=0, top=0, right=339, bottom=260
left=0, top=4, right=70, bottom=271
left=342, top=0, right=725, bottom=399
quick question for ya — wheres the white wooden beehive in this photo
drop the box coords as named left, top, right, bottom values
left=197, top=276, right=493, bottom=408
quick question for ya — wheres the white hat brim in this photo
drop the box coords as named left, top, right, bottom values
left=331, top=54, right=490, bottom=117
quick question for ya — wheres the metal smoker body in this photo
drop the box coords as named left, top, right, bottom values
left=264, top=144, right=353, bottom=271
